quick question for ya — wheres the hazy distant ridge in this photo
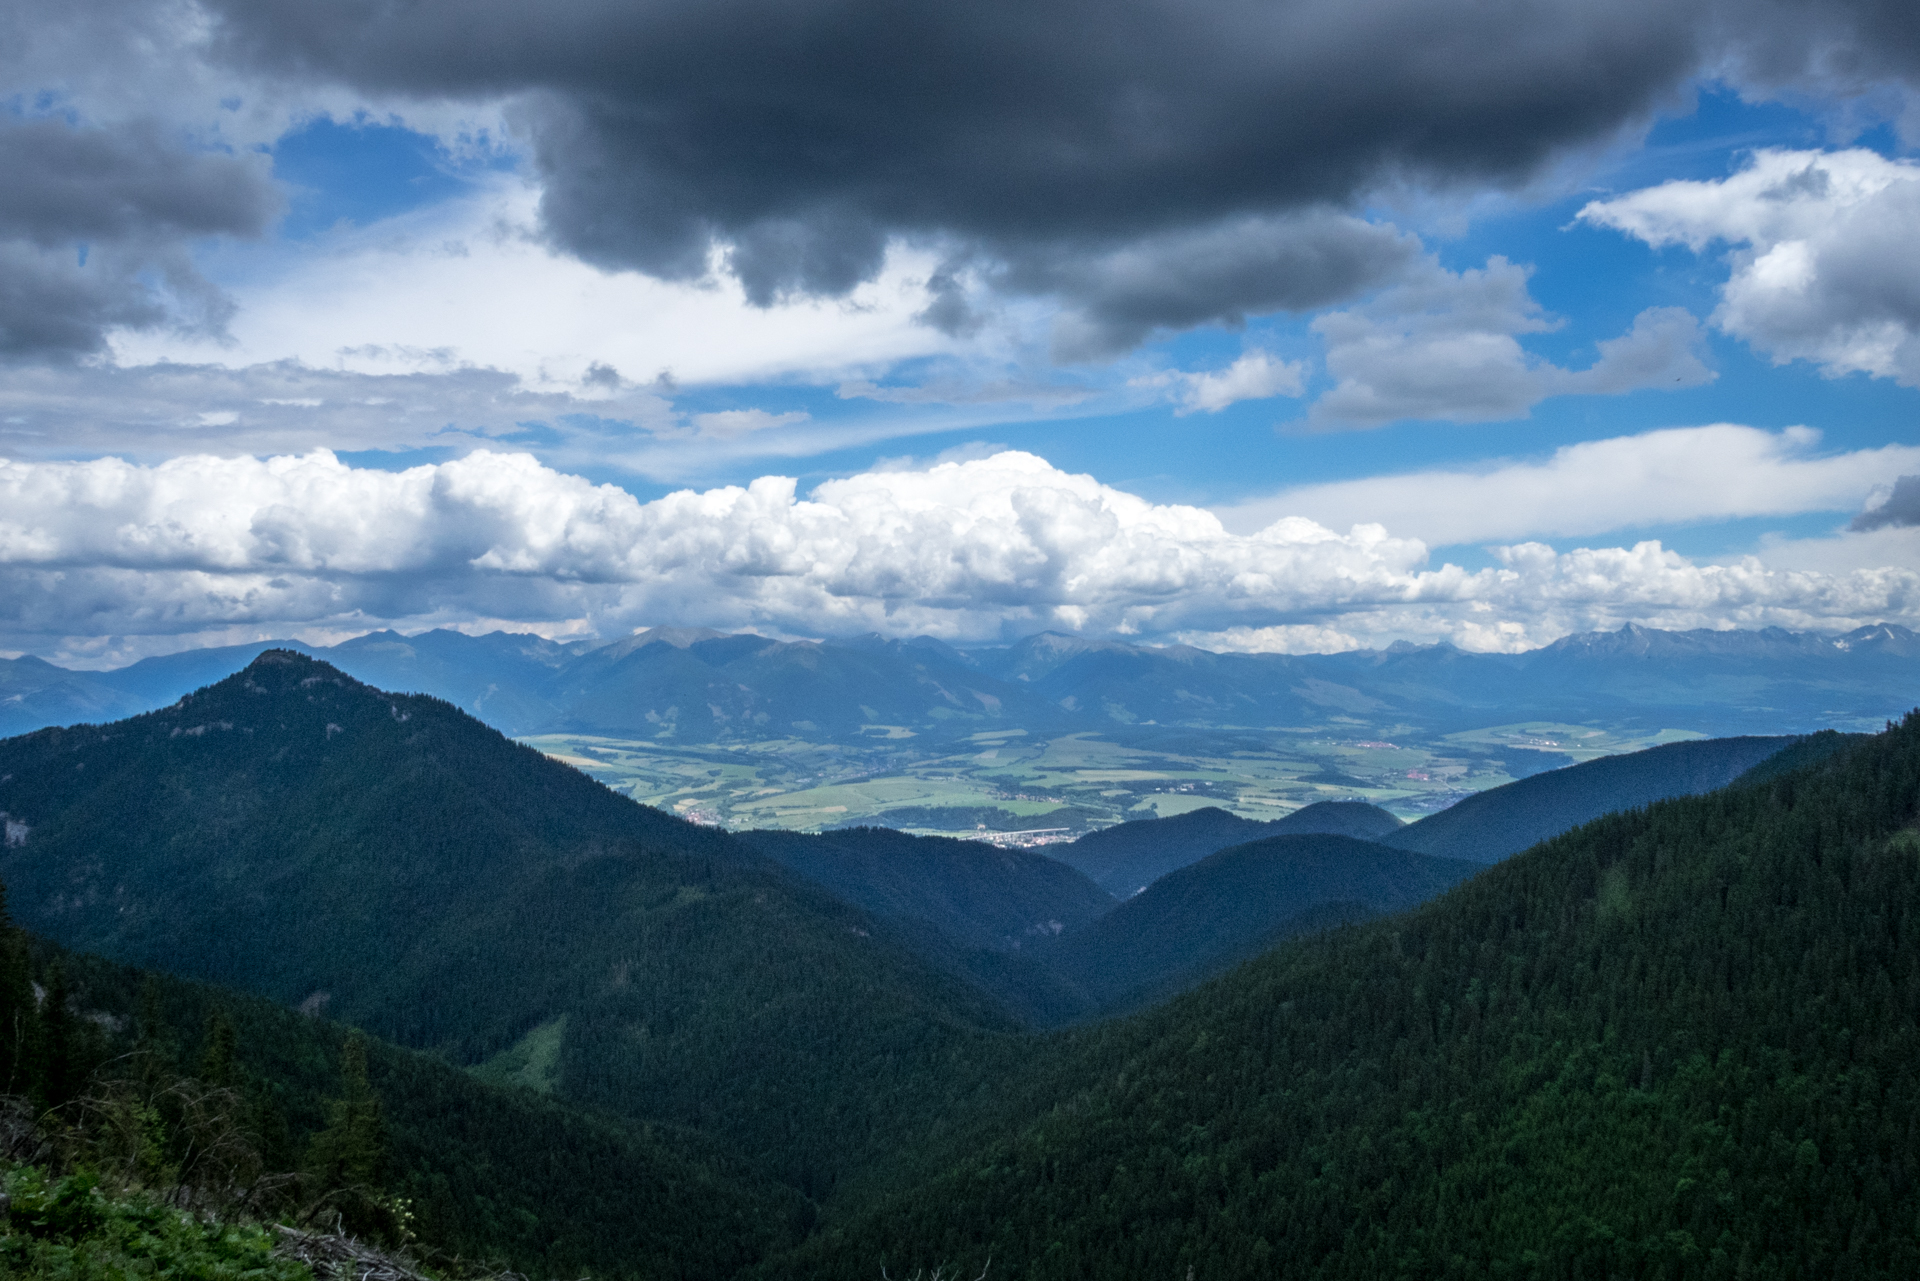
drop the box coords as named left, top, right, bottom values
left=4, top=620, right=1915, bottom=742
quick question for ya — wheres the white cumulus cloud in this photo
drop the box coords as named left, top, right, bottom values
left=1580, top=148, right=1920, bottom=384
left=1216, top=424, right=1920, bottom=546
left=1132, top=350, right=1308, bottom=415
left=0, top=448, right=1913, bottom=662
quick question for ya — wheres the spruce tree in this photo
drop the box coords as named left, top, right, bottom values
left=307, top=1031, right=390, bottom=1238
left=0, top=878, right=36, bottom=1095
left=38, top=958, right=83, bottom=1108
left=199, top=1007, right=238, bottom=1090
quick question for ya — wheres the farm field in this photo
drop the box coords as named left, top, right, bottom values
left=521, top=718, right=1707, bottom=839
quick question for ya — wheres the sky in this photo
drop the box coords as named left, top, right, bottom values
left=3, top=0, right=1919, bottom=667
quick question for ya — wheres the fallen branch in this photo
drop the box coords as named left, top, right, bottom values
left=271, top=1223, right=536, bottom=1281
left=271, top=1223, right=441, bottom=1281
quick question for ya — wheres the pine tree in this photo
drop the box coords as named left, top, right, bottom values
left=199, top=1006, right=238, bottom=1090
left=39, top=958, right=84, bottom=1108
left=0, top=878, right=37, bottom=1095
left=306, top=1031, right=391, bottom=1238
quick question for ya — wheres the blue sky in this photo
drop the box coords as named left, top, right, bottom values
left=2, top=0, right=1917, bottom=664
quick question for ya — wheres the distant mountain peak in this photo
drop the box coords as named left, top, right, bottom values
left=1536, top=620, right=1919, bottom=664
left=1832, top=622, right=1920, bottom=653
left=633, top=625, right=733, bottom=649
left=1018, top=631, right=1121, bottom=655
left=593, top=626, right=734, bottom=662
left=251, top=646, right=322, bottom=667
left=234, top=647, right=361, bottom=688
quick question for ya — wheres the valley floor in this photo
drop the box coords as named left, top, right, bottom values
left=525, top=719, right=1702, bottom=834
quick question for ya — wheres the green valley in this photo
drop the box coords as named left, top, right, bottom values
left=522, top=718, right=1694, bottom=838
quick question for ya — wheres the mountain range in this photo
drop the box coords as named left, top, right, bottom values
left=0, top=653, right=1852, bottom=1045
left=1, top=650, right=1914, bottom=1276
left=5, top=621, right=1916, bottom=744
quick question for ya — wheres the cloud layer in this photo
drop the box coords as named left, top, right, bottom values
left=183, top=0, right=1920, bottom=346
left=111, top=180, right=960, bottom=394
left=1220, top=424, right=1920, bottom=545
left=3, top=0, right=1918, bottom=374
left=0, top=117, right=280, bottom=359
left=1308, top=259, right=1713, bottom=427
left=1134, top=350, right=1308, bottom=416
left=1583, top=148, right=1920, bottom=384
left=2, top=447, right=1911, bottom=662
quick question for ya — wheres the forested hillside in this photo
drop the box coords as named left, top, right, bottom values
left=1036, top=834, right=1477, bottom=1014
left=1385, top=734, right=1796, bottom=862
left=0, top=651, right=1024, bottom=1197
left=773, top=713, right=1920, bottom=1278
left=7, top=651, right=1914, bottom=1279
left=0, top=902, right=804, bottom=1280
left=735, top=826, right=1114, bottom=951
left=1056, top=802, right=1404, bottom=897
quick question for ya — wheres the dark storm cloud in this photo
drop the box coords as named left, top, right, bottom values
left=1718, top=0, right=1920, bottom=93
left=0, top=244, right=168, bottom=358
left=1852, top=476, right=1920, bottom=531
left=1015, top=215, right=1422, bottom=360
left=0, top=117, right=279, bottom=359
left=0, top=118, right=278, bottom=246
left=200, top=0, right=1714, bottom=329
left=185, top=0, right=1920, bottom=344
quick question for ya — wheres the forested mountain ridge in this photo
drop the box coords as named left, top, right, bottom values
left=0, top=651, right=1028, bottom=1197
left=735, top=824, right=1120, bottom=1026
left=771, top=712, right=1920, bottom=1278
left=1383, top=733, right=1797, bottom=862
left=734, top=820, right=1474, bottom=1027
left=0, top=648, right=741, bottom=1045
left=1034, top=833, right=1478, bottom=1015
left=1055, top=801, right=1403, bottom=897
left=1049, top=735, right=1801, bottom=901
left=735, top=826, right=1114, bottom=952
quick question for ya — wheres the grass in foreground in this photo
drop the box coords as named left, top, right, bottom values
left=1, top=1163, right=311, bottom=1281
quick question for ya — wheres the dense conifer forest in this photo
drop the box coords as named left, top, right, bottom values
left=1032, top=833, right=1478, bottom=1014
left=0, top=909, right=812, bottom=1279
left=770, top=713, right=1920, bottom=1278
left=0, top=652, right=1033, bottom=1200
left=1, top=650, right=1914, bottom=1278
left=1381, top=734, right=1807, bottom=862
left=1053, top=801, right=1405, bottom=898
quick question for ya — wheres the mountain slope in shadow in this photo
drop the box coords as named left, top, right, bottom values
left=1385, top=734, right=1797, bottom=863
left=1038, top=833, right=1477, bottom=1014
left=0, top=650, right=1020, bottom=1195
left=775, top=715, right=1920, bottom=1279
left=1054, top=800, right=1405, bottom=897
left=735, top=825, right=1114, bottom=951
